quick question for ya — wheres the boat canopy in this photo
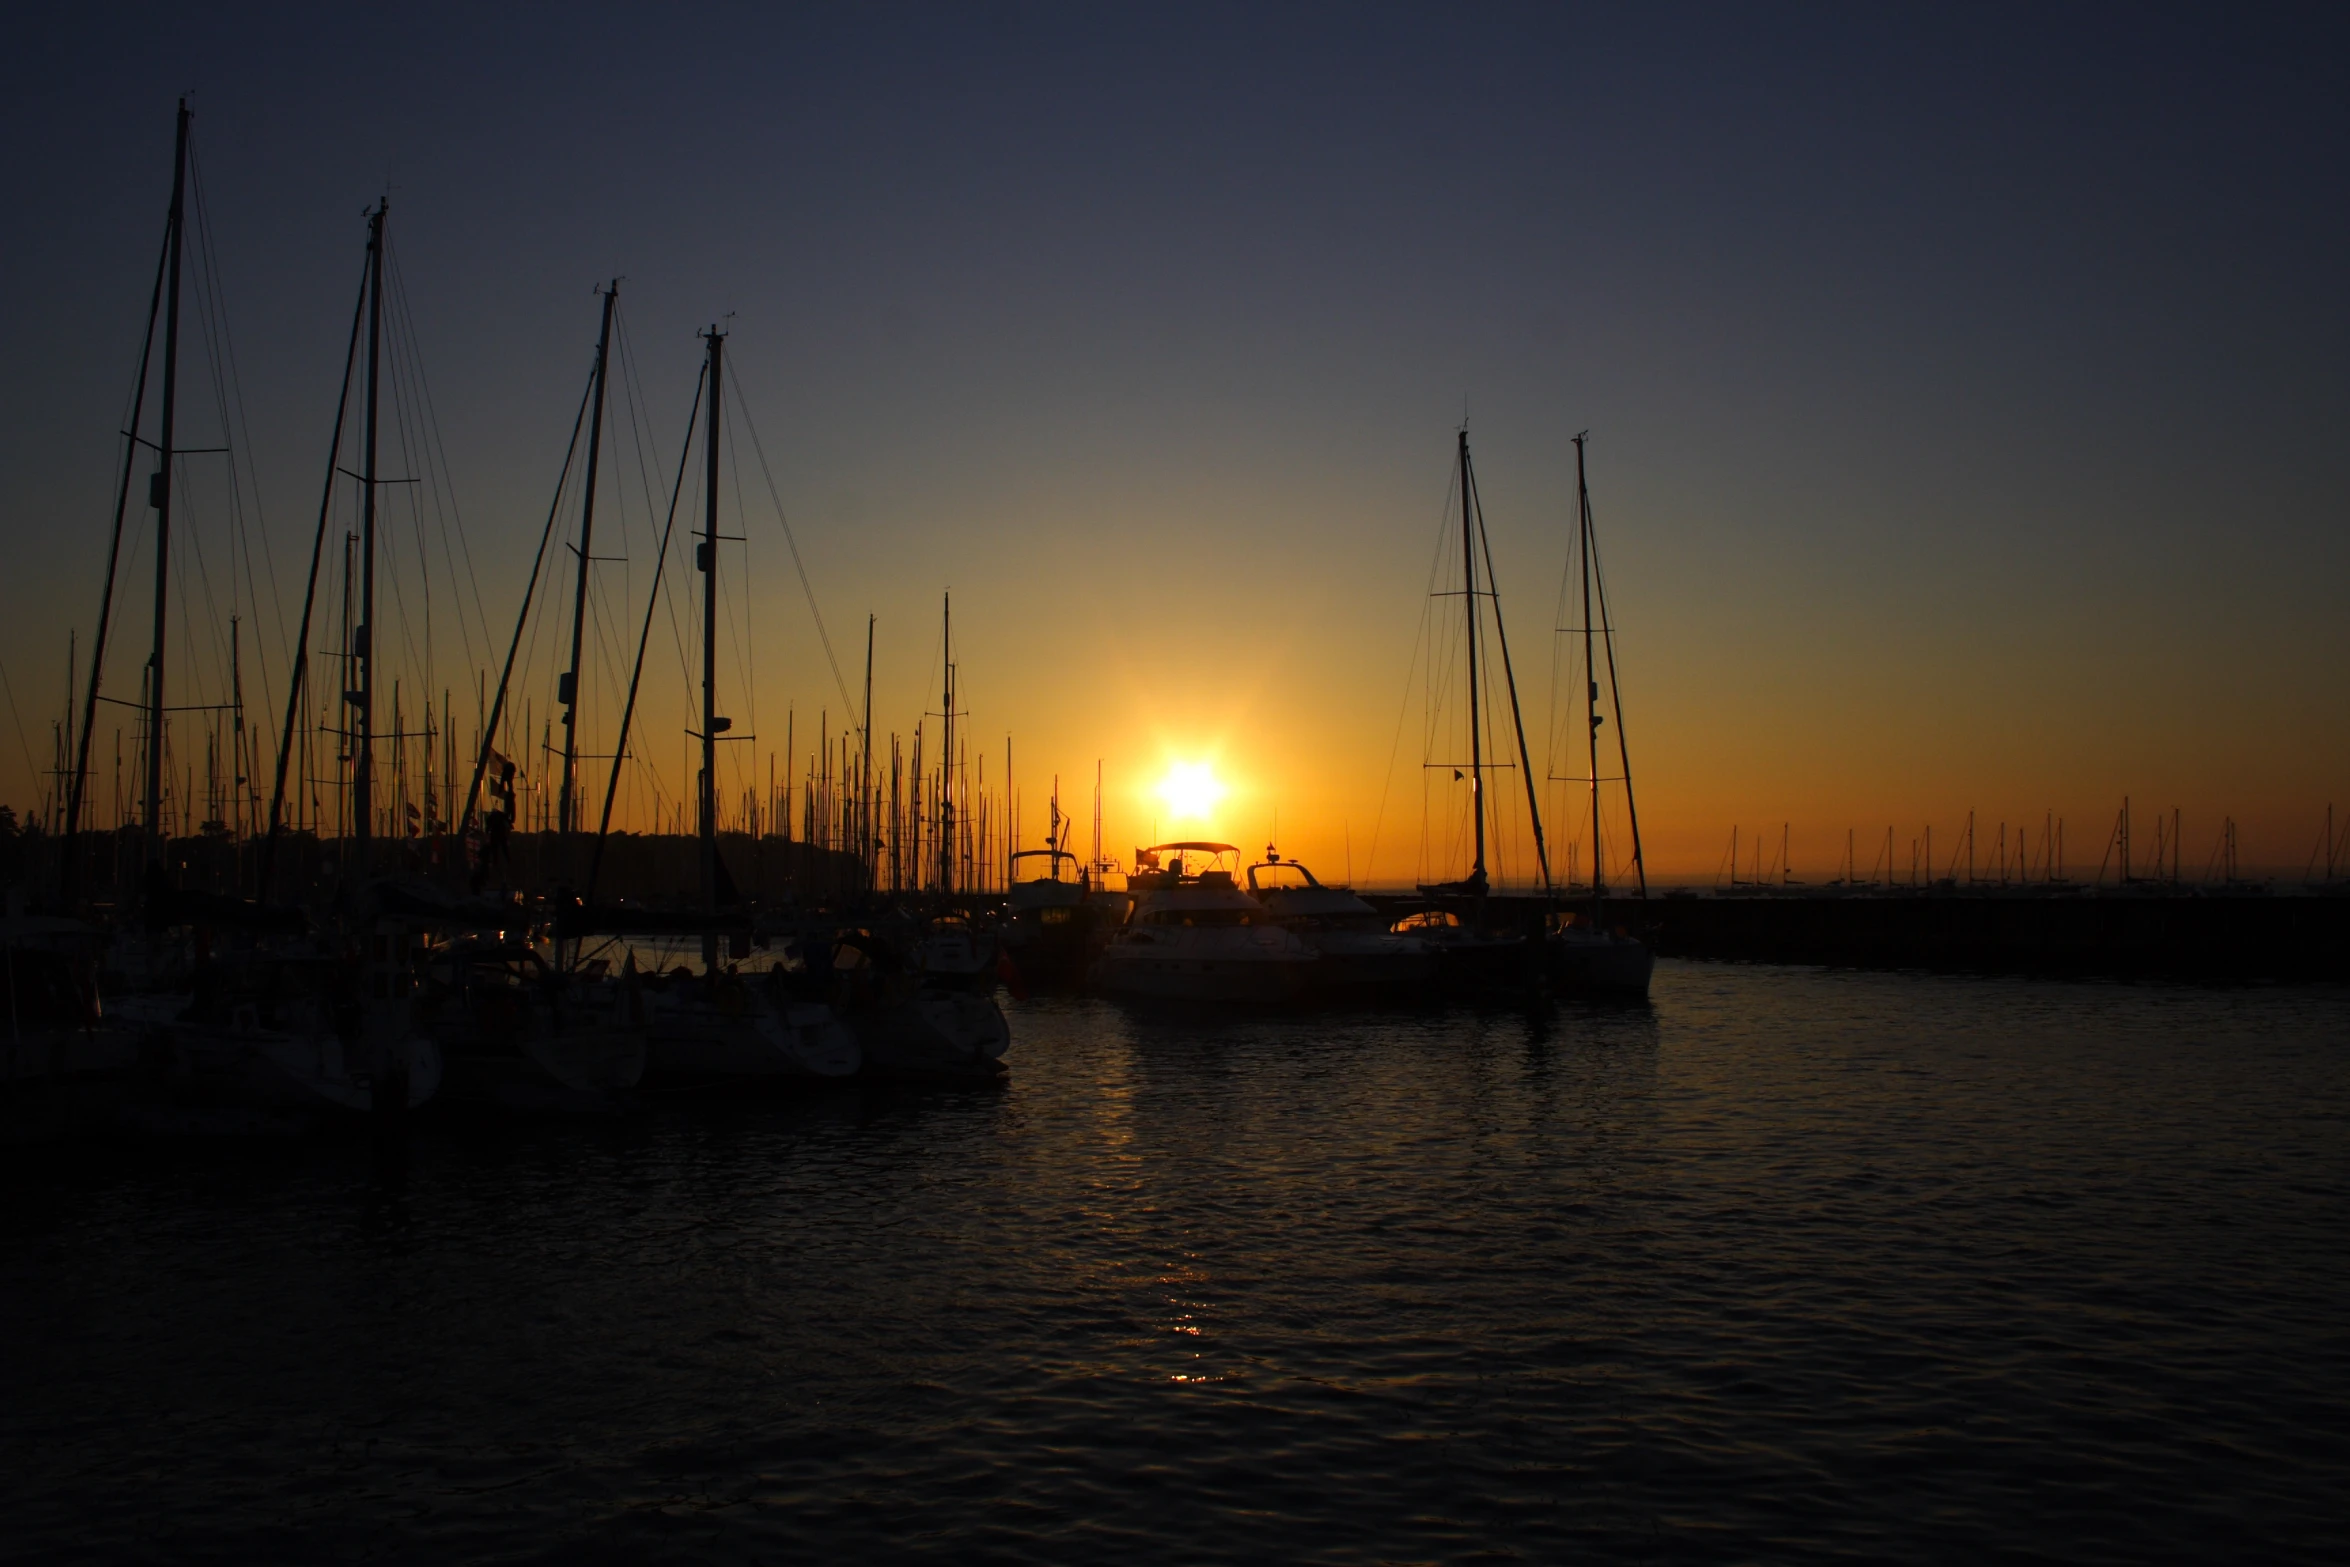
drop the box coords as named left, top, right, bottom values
left=1245, top=855, right=1324, bottom=892
left=1010, top=848, right=1083, bottom=884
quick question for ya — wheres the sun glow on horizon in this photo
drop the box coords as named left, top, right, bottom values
left=1155, top=760, right=1227, bottom=825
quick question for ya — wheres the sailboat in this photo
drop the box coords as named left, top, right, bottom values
left=1542, top=434, right=1653, bottom=998
left=844, top=590, right=1011, bottom=1078
left=1089, top=843, right=1320, bottom=1003
left=94, top=112, right=441, bottom=1123
left=612, top=325, right=859, bottom=1086
left=421, top=281, right=646, bottom=1111
left=1248, top=847, right=1434, bottom=995
left=1407, top=429, right=1543, bottom=991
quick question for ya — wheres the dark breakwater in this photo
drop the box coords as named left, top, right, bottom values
left=1365, top=890, right=2350, bottom=982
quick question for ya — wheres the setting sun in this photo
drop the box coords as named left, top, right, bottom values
left=1155, top=761, right=1227, bottom=824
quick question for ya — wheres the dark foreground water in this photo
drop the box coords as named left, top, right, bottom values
left=4, top=962, right=2346, bottom=1563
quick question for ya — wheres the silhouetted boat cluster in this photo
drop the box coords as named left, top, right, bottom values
left=3, top=103, right=1660, bottom=1141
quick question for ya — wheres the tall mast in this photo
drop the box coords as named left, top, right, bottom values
left=62, top=109, right=176, bottom=906
left=699, top=325, right=724, bottom=969
left=1459, top=430, right=1485, bottom=893
left=1577, top=433, right=1603, bottom=901
left=258, top=249, right=370, bottom=899
left=558, top=282, right=618, bottom=857
left=141, top=98, right=191, bottom=873
left=352, top=200, right=386, bottom=869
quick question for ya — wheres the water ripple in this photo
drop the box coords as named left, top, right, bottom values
left=4, top=963, right=2346, bottom=1561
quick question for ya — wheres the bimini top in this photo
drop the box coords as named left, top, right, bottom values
left=1010, top=848, right=1084, bottom=883
left=1129, top=842, right=1251, bottom=902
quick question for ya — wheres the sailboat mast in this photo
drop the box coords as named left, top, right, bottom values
left=862, top=612, right=875, bottom=885
left=62, top=117, right=175, bottom=907
left=1577, top=433, right=1603, bottom=901
left=353, top=200, right=386, bottom=866
left=141, top=98, right=190, bottom=871
left=1459, top=430, right=1485, bottom=890
left=258, top=250, right=369, bottom=899
left=699, top=325, right=724, bottom=969
left=558, top=282, right=618, bottom=853
left=938, top=592, right=955, bottom=897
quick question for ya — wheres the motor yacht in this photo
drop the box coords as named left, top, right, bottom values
left=1090, top=842, right=1319, bottom=1004
left=1001, top=847, right=1104, bottom=988
left=1247, top=849, right=1434, bottom=996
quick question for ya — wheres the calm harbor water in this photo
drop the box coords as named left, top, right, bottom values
left=4, top=961, right=2345, bottom=1562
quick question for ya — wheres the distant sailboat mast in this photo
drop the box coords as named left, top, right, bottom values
left=938, top=591, right=957, bottom=898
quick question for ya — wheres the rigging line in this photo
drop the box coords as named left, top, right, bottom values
left=0, top=652, right=43, bottom=796
left=61, top=218, right=171, bottom=894
left=392, top=254, right=466, bottom=694
left=651, top=443, right=700, bottom=733
left=456, top=355, right=599, bottom=840
left=588, top=362, right=706, bottom=902
left=722, top=402, right=760, bottom=806
left=260, top=247, right=369, bottom=895
left=186, top=142, right=285, bottom=735
left=1471, top=463, right=1551, bottom=895
left=383, top=239, right=494, bottom=675
left=612, top=308, right=672, bottom=578
left=171, top=451, right=232, bottom=708
left=1365, top=462, right=1460, bottom=889
left=1583, top=455, right=1646, bottom=894
left=724, top=358, right=857, bottom=719
left=388, top=257, right=452, bottom=710
left=383, top=272, right=439, bottom=708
